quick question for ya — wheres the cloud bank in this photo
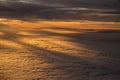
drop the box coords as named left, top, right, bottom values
left=0, top=0, right=120, bottom=22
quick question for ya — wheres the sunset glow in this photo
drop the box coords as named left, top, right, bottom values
left=0, top=0, right=120, bottom=80
left=0, top=18, right=120, bottom=30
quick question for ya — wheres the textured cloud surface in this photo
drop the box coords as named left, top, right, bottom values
left=0, top=0, right=120, bottom=21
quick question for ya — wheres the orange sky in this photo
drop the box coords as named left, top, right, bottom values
left=0, top=18, right=120, bottom=30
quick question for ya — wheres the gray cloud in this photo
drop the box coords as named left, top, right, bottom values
left=0, top=0, right=120, bottom=22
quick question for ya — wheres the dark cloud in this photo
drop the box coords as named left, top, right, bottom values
left=0, top=0, right=120, bottom=22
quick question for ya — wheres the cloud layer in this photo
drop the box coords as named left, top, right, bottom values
left=0, top=0, right=120, bottom=22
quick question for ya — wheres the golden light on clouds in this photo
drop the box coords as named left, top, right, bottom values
left=0, top=18, right=120, bottom=30
left=0, top=0, right=120, bottom=80
left=0, top=32, right=4, bottom=35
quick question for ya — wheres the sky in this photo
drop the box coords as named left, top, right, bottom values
left=0, top=0, right=120, bottom=22
left=0, top=0, right=120, bottom=27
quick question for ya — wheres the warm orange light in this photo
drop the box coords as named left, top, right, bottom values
left=0, top=18, right=120, bottom=30
left=0, top=32, right=4, bottom=35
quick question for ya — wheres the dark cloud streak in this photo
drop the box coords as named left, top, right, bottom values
left=0, top=0, right=120, bottom=22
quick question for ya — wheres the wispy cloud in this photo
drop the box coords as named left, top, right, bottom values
left=0, top=0, right=119, bottom=22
